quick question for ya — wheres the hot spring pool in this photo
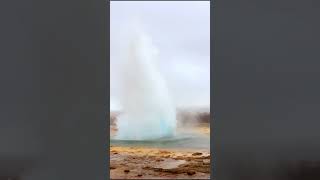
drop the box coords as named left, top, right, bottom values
left=110, top=131, right=210, bottom=149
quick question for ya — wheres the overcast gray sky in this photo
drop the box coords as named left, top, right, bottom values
left=110, top=1, right=210, bottom=110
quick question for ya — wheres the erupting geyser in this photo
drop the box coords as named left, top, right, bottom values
left=115, top=20, right=176, bottom=140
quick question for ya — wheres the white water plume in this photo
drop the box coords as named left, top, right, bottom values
left=115, top=19, right=176, bottom=140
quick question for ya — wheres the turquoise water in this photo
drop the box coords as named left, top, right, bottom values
left=111, top=132, right=210, bottom=149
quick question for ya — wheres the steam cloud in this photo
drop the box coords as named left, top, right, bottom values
left=115, top=20, right=176, bottom=140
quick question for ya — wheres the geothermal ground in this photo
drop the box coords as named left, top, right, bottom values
left=110, top=109, right=211, bottom=179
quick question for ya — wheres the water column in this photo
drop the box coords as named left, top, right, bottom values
left=115, top=21, right=176, bottom=140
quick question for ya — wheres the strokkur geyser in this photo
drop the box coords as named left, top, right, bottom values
left=115, top=21, right=176, bottom=140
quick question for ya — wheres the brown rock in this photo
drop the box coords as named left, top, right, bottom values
left=124, top=169, right=130, bottom=173
left=187, top=170, right=196, bottom=175
left=110, top=166, right=116, bottom=170
left=137, top=174, right=143, bottom=177
left=174, top=156, right=184, bottom=160
left=153, top=168, right=163, bottom=172
left=192, top=152, right=202, bottom=156
left=165, top=169, right=180, bottom=174
left=159, top=150, right=170, bottom=154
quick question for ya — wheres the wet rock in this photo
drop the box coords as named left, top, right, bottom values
left=164, top=168, right=180, bottom=174
left=192, top=152, right=202, bottom=156
left=187, top=170, right=196, bottom=175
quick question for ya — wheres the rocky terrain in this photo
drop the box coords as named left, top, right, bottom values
left=110, top=144, right=210, bottom=179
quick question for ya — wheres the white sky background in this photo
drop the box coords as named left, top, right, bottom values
left=110, top=1, right=210, bottom=111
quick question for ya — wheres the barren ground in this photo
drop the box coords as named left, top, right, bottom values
left=110, top=125, right=210, bottom=179
left=110, top=146, right=210, bottom=179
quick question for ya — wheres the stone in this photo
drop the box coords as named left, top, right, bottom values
left=187, top=170, right=196, bottom=175
left=192, top=152, right=202, bottom=156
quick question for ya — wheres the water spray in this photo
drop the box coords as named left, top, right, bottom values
left=115, top=19, right=176, bottom=140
